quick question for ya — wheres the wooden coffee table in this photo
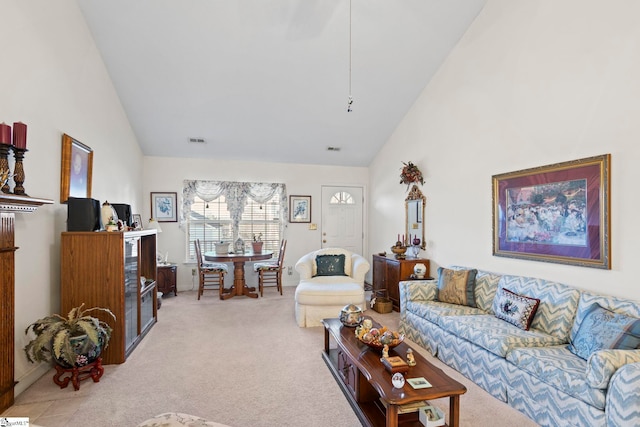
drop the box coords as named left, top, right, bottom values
left=322, top=317, right=466, bottom=427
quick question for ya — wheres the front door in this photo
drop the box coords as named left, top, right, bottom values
left=321, top=186, right=364, bottom=255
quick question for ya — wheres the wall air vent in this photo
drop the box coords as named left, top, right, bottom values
left=188, top=137, right=206, bottom=143
left=327, top=146, right=341, bottom=151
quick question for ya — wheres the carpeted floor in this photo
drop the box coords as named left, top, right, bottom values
left=6, top=287, right=539, bottom=426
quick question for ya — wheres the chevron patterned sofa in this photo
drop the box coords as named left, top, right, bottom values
left=399, top=268, right=640, bottom=427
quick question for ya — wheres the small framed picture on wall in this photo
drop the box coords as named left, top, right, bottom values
left=150, top=192, right=178, bottom=222
left=289, top=195, right=311, bottom=223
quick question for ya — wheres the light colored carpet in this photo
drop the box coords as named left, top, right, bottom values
left=12, top=287, right=539, bottom=426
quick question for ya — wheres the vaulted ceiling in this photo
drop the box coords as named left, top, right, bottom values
left=77, top=0, right=486, bottom=167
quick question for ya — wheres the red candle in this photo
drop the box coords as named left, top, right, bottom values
left=12, top=122, right=27, bottom=149
left=0, top=123, right=10, bottom=145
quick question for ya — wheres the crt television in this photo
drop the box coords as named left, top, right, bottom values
left=67, top=197, right=101, bottom=232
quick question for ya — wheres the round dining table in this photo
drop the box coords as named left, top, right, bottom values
left=204, top=250, right=273, bottom=299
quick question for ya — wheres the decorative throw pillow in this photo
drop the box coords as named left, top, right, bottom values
left=436, top=267, right=477, bottom=307
left=312, top=248, right=352, bottom=276
left=568, top=303, right=640, bottom=360
left=492, top=287, right=540, bottom=330
left=314, top=254, right=347, bottom=277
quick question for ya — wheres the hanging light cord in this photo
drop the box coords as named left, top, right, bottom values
left=347, top=0, right=353, bottom=112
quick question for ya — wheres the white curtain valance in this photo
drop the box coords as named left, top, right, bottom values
left=181, top=180, right=288, bottom=236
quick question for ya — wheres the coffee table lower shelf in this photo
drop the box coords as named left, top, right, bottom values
left=322, top=349, right=435, bottom=427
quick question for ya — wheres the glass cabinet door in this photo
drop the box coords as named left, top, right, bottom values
left=124, top=236, right=139, bottom=351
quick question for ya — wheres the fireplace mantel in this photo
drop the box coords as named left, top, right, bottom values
left=0, top=193, right=52, bottom=413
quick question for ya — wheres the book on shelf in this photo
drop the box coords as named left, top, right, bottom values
left=379, top=398, right=428, bottom=414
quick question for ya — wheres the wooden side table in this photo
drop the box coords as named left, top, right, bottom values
left=372, top=254, right=430, bottom=311
left=157, top=264, right=177, bottom=296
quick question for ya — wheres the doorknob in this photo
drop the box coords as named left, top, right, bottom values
left=323, top=240, right=327, bottom=243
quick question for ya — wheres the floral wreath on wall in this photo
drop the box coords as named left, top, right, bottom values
left=400, top=161, right=424, bottom=189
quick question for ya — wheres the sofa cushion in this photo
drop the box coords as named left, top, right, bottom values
left=312, top=248, right=352, bottom=276
left=314, top=254, right=347, bottom=277
left=570, top=292, right=640, bottom=344
left=474, top=271, right=502, bottom=312
left=507, top=346, right=606, bottom=410
left=437, top=267, right=477, bottom=307
left=492, top=287, right=540, bottom=331
left=586, top=349, right=640, bottom=389
left=295, top=277, right=363, bottom=306
left=405, top=301, right=487, bottom=325
left=568, top=303, right=640, bottom=360
left=438, top=314, right=565, bottom=358
left=495, top=275, right=580, bottom=341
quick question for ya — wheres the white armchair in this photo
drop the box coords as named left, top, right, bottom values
left=294, top=248, right=370, bottom=327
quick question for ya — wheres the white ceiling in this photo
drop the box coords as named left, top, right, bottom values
left=77, top=0, right=486, bottom=167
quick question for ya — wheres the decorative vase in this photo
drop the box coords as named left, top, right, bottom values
left=251, top=241, right=264, bottom=253
left=413, top=263, right=427, bottom=279
left=101, top=201, right=118, bottom=230
left=339, top=304, right=363, bottom=327
left=55, top=334, right=104, bottom=369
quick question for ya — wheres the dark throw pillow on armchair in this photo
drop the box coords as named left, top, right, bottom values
left=314, top=254, right=348, bottom=277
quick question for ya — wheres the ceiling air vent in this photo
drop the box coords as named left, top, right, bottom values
left=327, top=146, right=341, bottom=152
left=188, top=137, right=206, bottom=144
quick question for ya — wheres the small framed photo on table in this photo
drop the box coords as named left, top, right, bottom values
left=132, top=214, right=143, bottom=230
left=150, top=192, right=178, bottom=222
left=289, top=195, right=311, bottom=223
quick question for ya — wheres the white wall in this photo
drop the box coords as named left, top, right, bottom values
left=1, top=1, right=144, bottom=394
left=370, top=0, right=640, bottom=300
left=143, top=156, right=368, bottom=291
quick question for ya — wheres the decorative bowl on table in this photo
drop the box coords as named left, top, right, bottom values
left=390, top=245, right=407, bottom=255
left=356, top=326, right=404, bottom=351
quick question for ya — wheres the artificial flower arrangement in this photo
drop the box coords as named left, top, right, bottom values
left=400, top=161, right=424, bottom=188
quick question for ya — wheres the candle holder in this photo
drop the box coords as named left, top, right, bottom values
left=0, top=144, right=11, bottom=194
left=12, top=147, right=27, bottom=195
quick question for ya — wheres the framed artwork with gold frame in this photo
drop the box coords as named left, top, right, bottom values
left=492, top=154, right=611, bottom=269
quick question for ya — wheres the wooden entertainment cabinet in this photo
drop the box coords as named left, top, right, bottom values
left=372, top=254, right=430, bottom=312
left=60, top=230, right=158, bottom=365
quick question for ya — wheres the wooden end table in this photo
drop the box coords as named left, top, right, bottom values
left=157, top=263, right=178, bottom=296
left=322, top=317, right=466, bottom=427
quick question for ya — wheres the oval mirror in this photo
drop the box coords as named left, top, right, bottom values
left=405, top=185, right=425, bottom=250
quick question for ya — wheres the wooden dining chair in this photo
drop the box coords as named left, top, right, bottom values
left=194, top=239, right=228, bottom=300
left=252, top=239, right=287, bottom=296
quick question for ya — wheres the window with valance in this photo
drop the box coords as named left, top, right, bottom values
left=182, top=180, right=287, bottom=261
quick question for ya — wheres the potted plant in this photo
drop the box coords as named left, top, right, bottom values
left=252, top=233, right=263, bottom=253
left=24, top=303, right=115, bottom=368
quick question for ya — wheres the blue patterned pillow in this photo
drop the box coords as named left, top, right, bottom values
left=492, top=287, right=540, bottom=330
left=568, top=303, right=640, bottom=360
left=314, top=254, right=347, bottom=277
left=437, top=267, right=477, bottom=307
